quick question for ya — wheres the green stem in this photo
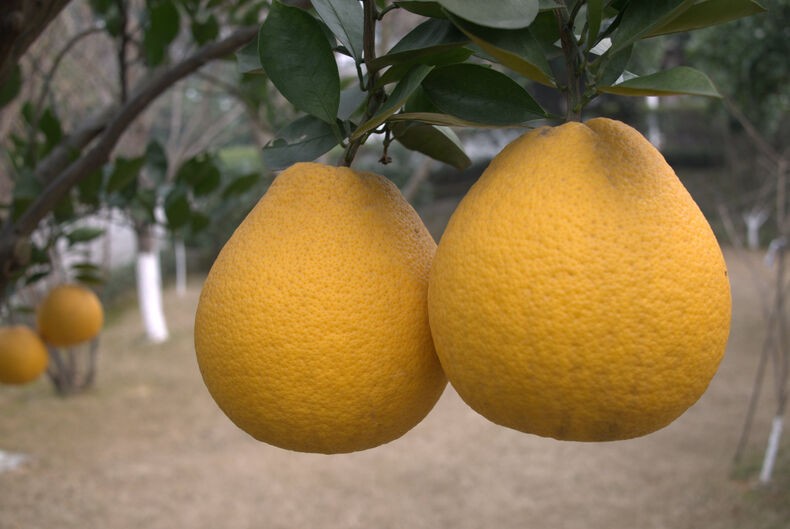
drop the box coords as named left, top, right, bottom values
left=555, top=2, right=584, bottom=122
left=342, top=0, right=385, bottom=167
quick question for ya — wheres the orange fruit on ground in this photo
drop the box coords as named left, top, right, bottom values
left=0, top=325, right=49, bottom=385
left=37, top=284, right=104, bottom=347
left=427, top=118, right=731, bottom=442
left=194, top=162, right=446, bottom=454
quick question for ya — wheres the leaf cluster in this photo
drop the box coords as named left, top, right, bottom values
left=243, top=0, right=764, bottom=169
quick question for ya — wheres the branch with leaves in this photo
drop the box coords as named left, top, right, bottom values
left=0, top=25, right=257, bottom=294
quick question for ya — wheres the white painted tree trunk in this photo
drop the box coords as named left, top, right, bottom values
left=174, top=238, right=187, bottom=297
left=759, top=415, right=784, bottom=484
left=743, top=209, right=769, bottom=250
left=136, top=226, right=169, bottom=343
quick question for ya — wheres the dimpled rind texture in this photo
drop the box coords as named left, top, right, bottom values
left=0, top=325, right=49, bottom=385
left=37, top=284, right=104, bottom=347
left=427, top=118, right=732, bottom=442
left=194, top=162, right=447, bottom=454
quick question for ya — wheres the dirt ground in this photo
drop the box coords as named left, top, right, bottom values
left=1, top=248, right=788, bottom=529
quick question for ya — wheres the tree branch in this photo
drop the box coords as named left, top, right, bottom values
left=0, top=0, right=73, bottom=88
left=0, top=26, right=258, bottom=289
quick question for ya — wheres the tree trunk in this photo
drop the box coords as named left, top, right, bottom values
left=136, top=224, right=169, bottom=343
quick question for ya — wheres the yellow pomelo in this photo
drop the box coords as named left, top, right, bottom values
left=37, top=284, right=104, bottom=347
left=428, top=118, right=731, bottom=442
left=0, top=325, right=49, bottom=385
left=194, top=162, right=446, bottom=454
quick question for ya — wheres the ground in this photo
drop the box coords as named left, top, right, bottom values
left=0, top=248, right=788, bottom=529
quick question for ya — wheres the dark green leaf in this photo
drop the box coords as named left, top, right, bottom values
left=422, top=64, right=546, bottom=125
left=143, top=0, right=180, bottom=65
left=395, top=1, right=446, bottom=18
left=0, top=64, right=21, bottom=108
left=53, top=192, right=74, bottom=223
left=599, top=66, right=721, bottom=97
left=176, top=155, right=221, bottom=196
left=436, top=0, right=540, bottom=29
left=370, top=19, right=468, bottom=70
left=609, top=0, right=695, bottom=54
left=39, top=107, right=63, bottom=152
left=106, top=156, right=145, bottom=194
left=338, top=83, right=367, bottom=120
left=236, top=38, right=264, bottom=74
left=165, top=186, right=191, bottom=230
left=130, top=189, right=157, bottom=224
left=191, top=15, right=220, bottom=45
left=447, top=13, right=554, bottom=86
left=66, top=227, right=105, bottom=245
left=646, top=0, right=766, bottom=36
left=78, top=168, right=103, bottom=207
left=352, top=64, right=434, bottom=140
left=190, top=211, right=211, bottom=233
left=587, top=0, right=604, bottom=45
left=148, top=0, right=180, bottom=43
left=12, top=173, right=43, bottom=221
left=262, top=115, right=340, bottom=170
left=145, top=140, right=168, bottom=184
left=222, top=173, right=260, bottom=198
left=312, top=0, right=364, bottom=61
left=25, top=271, right=50, bottom=287
left=377, top=47, right=472, bottom=86
left=393, top=122, right=471, bottom=169
left=596, top=44, right=632, bottom=86
left=258, top=1, right=340, bottom=123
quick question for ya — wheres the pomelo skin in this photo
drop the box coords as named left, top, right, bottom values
left=195, top=162, right=447, bottom=454
left=427, top=117, right=731, bottom=442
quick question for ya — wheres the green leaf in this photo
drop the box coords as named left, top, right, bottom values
left=390, top=112, right=483, bottom=128
left=145, top=140, right=168, bottom=185
left=222, top=173, right=260, bottom=199
left=393, top=122, right=471, bottom=170
left=599, top=66, right=721, bottom=97
left=236, top=38, right=264, bottom=74
left=422, top=64, right=546, bottom=125
left=165, top=186, right=191, bottom=230
left=66, top=227, right=104, bottom=245
left=148, top=0, right=180, bottom=42
left=435, top=0, right=540, bottom=29
left=143, top=0, right=180, bottom=65
left=77, top=168, right=103, bottom=207
left=646, top=0, right=766, bottom=36
left=312, top=0, right=364, bottom=61
left=190, top=211, right=211, bottom=233
left=609, top=0, right=695, bottom=54
left=596, top=44, right=633, bottom=86
left=176, top=155, right=221, bottom=196
left=258, top=1, right=340, bottom=124
left=39, top=107, right=63, bottom=152
left=0, top=64, right=21, bottom=108
left=352, top=64, right=434, bottom=140
left=262, top=115, right=340, bottom=170
left=447, top=13, right=554, bottom=86
left=71, top=262, right=102, bottom=274
left=395, top=1, right=446, bottom=18
left=106, top=156, right=144, bottom=194
left=370, top=19, right=468, bottom=70
left=377, top=47, right=472, bottom=86
left=190, top=15, right=219, bottom=45
left=587, top=0, right=604, bottom=45
left=74, top=273, right=105, bottom=286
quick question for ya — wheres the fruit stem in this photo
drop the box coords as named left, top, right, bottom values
left=555, top=2, right=585, bottom=122
left=342, top=0, right=386, bottom=167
